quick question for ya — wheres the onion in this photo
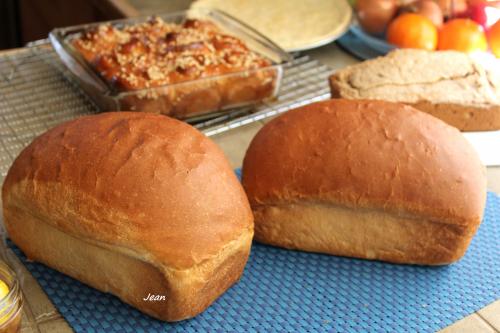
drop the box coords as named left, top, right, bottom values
left=402, top=0, right=444, bottom=27
left=356, top=0, right=399, bottom=35
left=437, top=0, right=468, bottom=18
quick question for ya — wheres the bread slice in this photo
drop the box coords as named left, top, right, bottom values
left=329, top=49, right=500, bottom=131
left=242, top=99, right=487, bottom=265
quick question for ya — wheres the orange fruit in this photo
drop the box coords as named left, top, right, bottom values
left=386, top=13, right=438, bottom=50
left=438, top=19, right=488, bottom=52
left=489, top=20, right=500, bottom=58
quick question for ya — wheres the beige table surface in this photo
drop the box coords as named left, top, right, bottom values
left=3, top=1, right=500, bottom=331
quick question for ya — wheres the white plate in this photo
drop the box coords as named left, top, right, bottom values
left=464, top=131, right=500, bottom=166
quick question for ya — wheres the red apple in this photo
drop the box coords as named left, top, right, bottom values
left=468, top=1, right=500, bottom=29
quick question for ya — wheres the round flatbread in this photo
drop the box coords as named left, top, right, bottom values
left=191, top=0, right=352, bottom=51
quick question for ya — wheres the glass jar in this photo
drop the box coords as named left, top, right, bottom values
left=0, top=261, right=22, bottom=333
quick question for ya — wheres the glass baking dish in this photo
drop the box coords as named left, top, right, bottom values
left=49, top=9, right=291, bottom=120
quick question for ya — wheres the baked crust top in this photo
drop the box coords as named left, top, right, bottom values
left=3, top=112, right=253, bottom=269
left=73, top=17, right=272, bottom=91
left=242, top=99, right=486, bottom=226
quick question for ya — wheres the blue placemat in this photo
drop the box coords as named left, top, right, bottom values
left=9, top=185, right=500, bottom=332
left=337, top=27, right=390, bottom=60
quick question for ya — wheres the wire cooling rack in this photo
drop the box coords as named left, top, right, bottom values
left=0, top=42, right=333, bottom=181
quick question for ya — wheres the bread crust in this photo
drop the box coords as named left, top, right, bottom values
left=329, top=49, right=500, bottom=131
left=409, top=101, right=500, bottom=132
left=2, top=112, right=254, bottom=320
left=5, top=202, right=252, bottom=321
left=242, top=99, right=487, bottom=264
left=253, top=203, right=475, bottom=265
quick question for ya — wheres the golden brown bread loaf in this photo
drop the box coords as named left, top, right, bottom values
left=242, top=99, right=487, bottom=265
left=329, top=49, right=500, bottom=131
left=2, top=112, right=254, bottom=321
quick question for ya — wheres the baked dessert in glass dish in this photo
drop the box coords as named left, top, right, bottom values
left=50, top=9, right=290, bottom=120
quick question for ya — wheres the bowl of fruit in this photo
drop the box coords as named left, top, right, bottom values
left=340, top=0, right=500, bottom=58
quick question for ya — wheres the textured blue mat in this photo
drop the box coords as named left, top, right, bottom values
left=9, top=187, right=500, bottom=332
